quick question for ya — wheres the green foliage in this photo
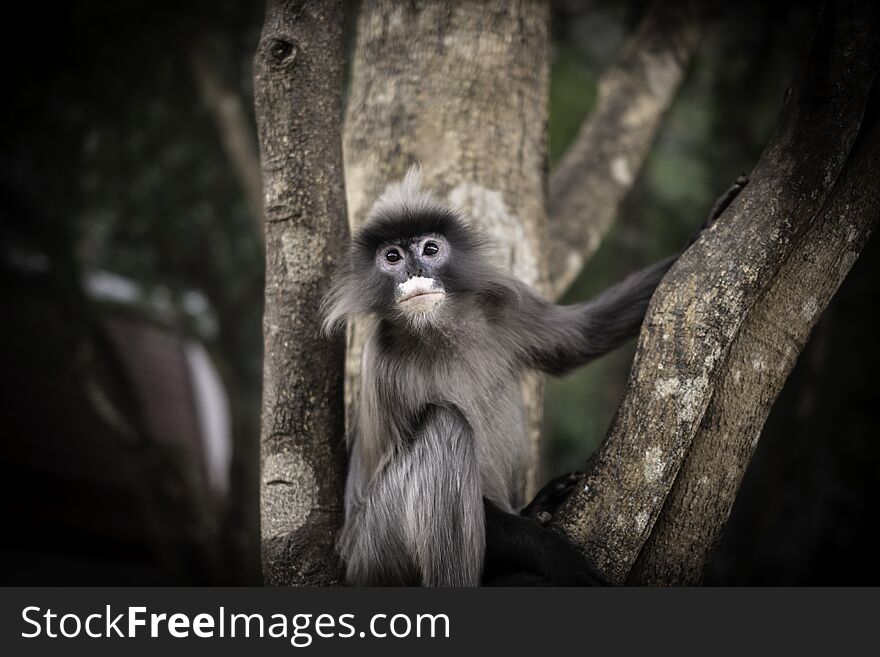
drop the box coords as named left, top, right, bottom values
left=548, top=46, right=597, bottom=166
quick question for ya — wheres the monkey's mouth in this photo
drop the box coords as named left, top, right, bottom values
left=396, top=276, right=445, bottom=309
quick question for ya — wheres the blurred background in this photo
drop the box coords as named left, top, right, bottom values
left=1, top=0, right=876, bottom=585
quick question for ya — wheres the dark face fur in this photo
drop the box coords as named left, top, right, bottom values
left=322, top=176, right=508, bottom=334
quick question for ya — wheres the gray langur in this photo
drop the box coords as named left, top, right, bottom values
left=322, top=169, right=742, bottom=586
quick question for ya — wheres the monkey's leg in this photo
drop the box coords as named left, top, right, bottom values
left=483, top=499, right=610, bottom=586
left=343, top=405, right=485, bottom=587
left=520, top=471, right=582, bottom=524
left=403, top=405, right=485, bottom=586
left=340, top=493, right=418, bottom=585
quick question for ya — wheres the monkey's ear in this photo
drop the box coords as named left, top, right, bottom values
left=320, top=266, right=369, bottom=337
left=320, top=278, right=351, bottom=337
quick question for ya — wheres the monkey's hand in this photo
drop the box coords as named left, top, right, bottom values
left=686, top=173, right=749, bottom=248
left=520, top=471, right=582, bottom=525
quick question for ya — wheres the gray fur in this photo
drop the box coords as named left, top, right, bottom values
left=340, top=404, right=484, bottom=586
left=324, top=173, right=674, bottom=586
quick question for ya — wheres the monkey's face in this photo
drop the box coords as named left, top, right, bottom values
left=376, top=233, right=449, bottom=318
left=324, top=201, right=492, bottom=336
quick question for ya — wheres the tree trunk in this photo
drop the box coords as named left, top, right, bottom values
left=630, top=107, right=880, bottom=584
left=553, top=0, right=880, bottom=584
left=343, top=0, right=550, bottom=498
left=254, top=0, right=349, bottom=586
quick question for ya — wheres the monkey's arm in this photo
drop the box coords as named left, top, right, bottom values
left=512, top=174, right=748, bottom=375
left=509, top=255, right=675, bottom=376
left=339, top=405, right=485, bottom=587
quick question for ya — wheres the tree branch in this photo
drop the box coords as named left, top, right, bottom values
left=629, top=99, right=880, bottom=583
left=547, top=0, right=703, bottom=299
left=254, top=0, right=349, bottom=586
left=192, top=35, right=264, bottom=236
left=553, top=0, right=880, bottom=583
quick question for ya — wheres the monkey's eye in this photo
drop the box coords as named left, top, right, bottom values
left=423, top=241, right=439, bottom=256
left=385, top=249, right=402, bottom=263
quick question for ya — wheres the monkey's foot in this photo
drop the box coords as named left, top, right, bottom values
left=520, top=471, right=582, bottom=525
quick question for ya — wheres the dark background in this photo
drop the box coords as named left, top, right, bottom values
left=1, top=0, right=876, bottom=585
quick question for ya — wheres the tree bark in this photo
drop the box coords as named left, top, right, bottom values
left=254, top=0, right=349, bottom=586
left=343, top=0, right=550, bottom=498
left=630, top=105, right=880, bottom=584
left=553, top=0, right=880, bottom=584
left=547, top=1, right=703, bottom=299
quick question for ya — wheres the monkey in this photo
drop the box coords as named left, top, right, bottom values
left=322, top=168, right=745, bottom=586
